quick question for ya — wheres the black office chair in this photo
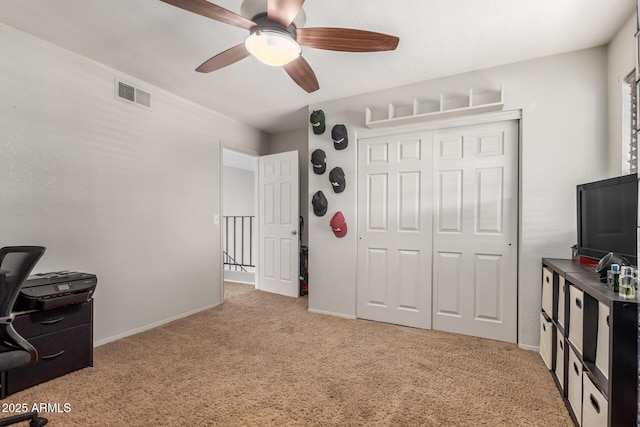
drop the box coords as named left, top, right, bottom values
left=0, top=246, right=48, bottom=427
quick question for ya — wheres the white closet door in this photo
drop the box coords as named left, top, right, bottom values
left=258, top=151, right=299, bottom=298
left=432, top=120, right=518, bottom=342
left=356, top=132, right=433, bottom=329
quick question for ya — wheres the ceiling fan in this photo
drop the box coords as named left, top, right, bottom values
left=159, top=0, right=400, bottom=93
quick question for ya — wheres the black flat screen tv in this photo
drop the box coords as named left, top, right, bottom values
left=577, top=173, right=638, bottom=266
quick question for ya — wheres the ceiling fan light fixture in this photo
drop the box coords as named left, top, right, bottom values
left=245, top=30, right=301, bottom=67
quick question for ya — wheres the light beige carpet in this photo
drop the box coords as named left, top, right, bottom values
left=5, top=284, right=573, bottom=426
left=224, top=281, right=255, bottom=299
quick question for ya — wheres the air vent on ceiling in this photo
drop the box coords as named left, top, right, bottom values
left=116, top=80, right=151, bottom=109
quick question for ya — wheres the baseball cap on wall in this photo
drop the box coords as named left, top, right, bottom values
left=310, top=110, right=326, bottom=135
left=331, top=124, right=348, bottom=150
left=329, top=167, right=346, bottom=193
left=330, top=211, right=347, bottom=237
left=310, top=149, right=327, bottom=174
left=312, top=191, right=328, bottom=216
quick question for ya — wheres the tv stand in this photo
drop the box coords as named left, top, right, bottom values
left=540, top=258, right=637, bottom=426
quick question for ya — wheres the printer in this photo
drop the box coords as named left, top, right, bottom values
left=14, top=270, right=97, bottom=312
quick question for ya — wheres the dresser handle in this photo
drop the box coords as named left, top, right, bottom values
left=606, top=315, right=609, bottom=327
left=40, top=350, right=65, bottom=360
left=575, top=298, right=582, bottom=309
left=589, top=394, right=600, bottom=413
left=40, top=317, right=64, bottom=325
left=573, top=362, right=579, bottom=375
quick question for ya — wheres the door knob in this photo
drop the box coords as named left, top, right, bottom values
left=291, top=230, right=297, bottom=235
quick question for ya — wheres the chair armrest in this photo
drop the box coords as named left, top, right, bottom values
left=0, top=314, right=14, bottom=324
left=0, top=410, right=45, bottom=427
left=5, top=324, right=37, bottom=366
left=0, top=271, right=9, bottom=324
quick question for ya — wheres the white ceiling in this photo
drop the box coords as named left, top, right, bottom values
left=0, top=0, right=634, bottom=134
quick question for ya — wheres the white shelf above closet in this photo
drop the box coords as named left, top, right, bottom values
left=364, top=85, right=504, bottom=129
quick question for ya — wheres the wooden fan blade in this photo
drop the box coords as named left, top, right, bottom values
left=267, top=0, right=304, bottom=28
left=196, top=44, right=250, bottom=73
left=296, top=27, right=399, bottom=52
left=283, top=56, right=319, bottom=93
left=160, top=0, right=255, bottom=30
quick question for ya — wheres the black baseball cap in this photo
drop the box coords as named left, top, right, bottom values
left=312, top=191, right=328, bottom=216
left=310, top=110, right=326, bottom=135
left=332, top=124, right=348, bottom=150
left=311, top=149, right=327, bottom=175
left=329, top=167, right=346, bottom=193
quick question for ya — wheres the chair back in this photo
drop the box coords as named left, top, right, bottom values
left=0, top=246, right=46, bottom=316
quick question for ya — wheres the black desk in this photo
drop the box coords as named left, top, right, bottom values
left=0, top=300, right=93, bottom=398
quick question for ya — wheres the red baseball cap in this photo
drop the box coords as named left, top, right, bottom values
left=330, top=211, right=347, bottom=238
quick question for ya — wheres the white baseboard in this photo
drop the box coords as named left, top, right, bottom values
left=519, top=343, right=539, bottom=352
left=308, top=308, right=356, bottom=320
left=93, top=302, right=221, bottom=347
left=225, top=279, right=255, bottom=286
left=224, top=270, right=255, bottom=284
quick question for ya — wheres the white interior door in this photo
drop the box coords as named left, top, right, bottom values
left=432, top=120, right=518, bottom=342
left=258, top=151, right=299, bottom=298
left=357, top=132, right=433, bottom=329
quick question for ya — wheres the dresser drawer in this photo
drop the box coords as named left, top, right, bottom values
left=595, top=301, right=609, bottom=379
left=582, top=372, right=607, bottom=427
left=555, top=335, right=565, bottom=391
left=568, top=285, right=584, bottom=355
left=568, top=347, right=583, bottom=425
left=13, top=301, right=91, bottom=339
left=539, top=312, right=553, bottom=370
left=557, top=276, right=565, bottom=328
left=542, top=267, right=553, bottom=316
left=4, top=324, right=92, bottom=395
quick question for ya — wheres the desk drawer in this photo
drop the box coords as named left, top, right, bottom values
left=5, top=324, right=92, bottom=395
left=13, top=302, right=91, bottom=339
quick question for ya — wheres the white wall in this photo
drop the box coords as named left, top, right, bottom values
left=0, top=24, right=264, bottom=344
left=308, top=47, right=610, bottom=347
left=607, top=13, right=637, bottom=175
left=223, top=166, right=255, bottom=217
left=266, top=129, right=309, bottom=246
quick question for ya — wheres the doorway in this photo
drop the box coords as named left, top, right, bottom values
left=222, top=148, right=301, bottom=300
left=222, top=148, right=258, bottom=298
